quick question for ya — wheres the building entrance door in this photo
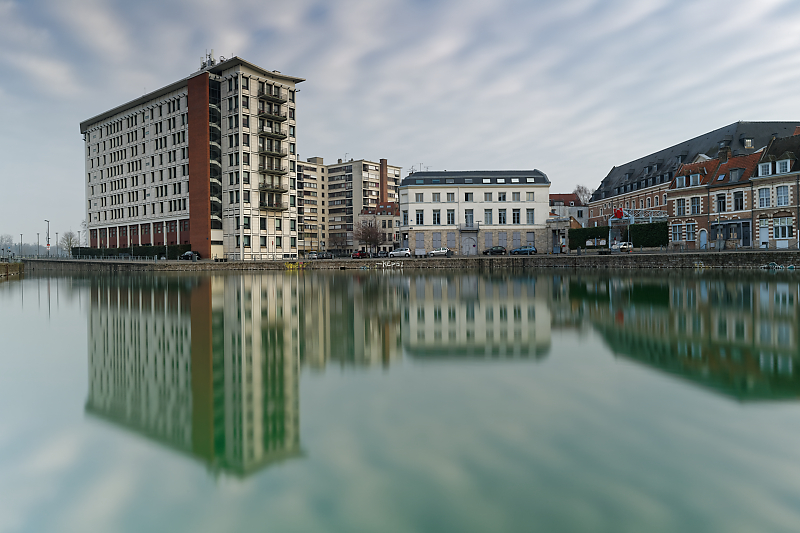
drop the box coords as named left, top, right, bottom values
left=698, top=229, right=707, bottom=250
left=461, top=235, right=477, bottom=255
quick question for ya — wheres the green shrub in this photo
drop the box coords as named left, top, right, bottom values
left=568, top=226, right=610, bottom=249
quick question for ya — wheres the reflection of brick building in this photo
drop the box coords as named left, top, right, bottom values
left=572, top=275, right=800, bottom=400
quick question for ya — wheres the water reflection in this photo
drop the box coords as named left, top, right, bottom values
left=568, top=274, right=800, bottom=400
left=85, top=275, right=301, bottom=477
left=402, top=274, right=551, bottom=359
left=82, top=270, right=800, bottom=480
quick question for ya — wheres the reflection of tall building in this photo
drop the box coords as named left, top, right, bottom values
left=403, top=274, right=551, bottom=358
left=86, top=275, right=300, bottom=477
left=299, top=273, right=402, bottom=368
left=571, top=275, right=800, bottom=400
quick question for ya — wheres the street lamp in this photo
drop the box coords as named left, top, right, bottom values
left=44, top=220, right=50, bottom=257
left=19, top=234, right=22, bottom=258
left=56, top=232, right=59, bottom=258
left=37, top=233, right=39, bottom=258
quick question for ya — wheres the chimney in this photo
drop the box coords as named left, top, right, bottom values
left=379, top=158, right=388, bottom=203
left=338, top=159, right=342, bottom=163
left=719, top=146, right=731, bottom=163
left=793, top=126, right=800, bottom=136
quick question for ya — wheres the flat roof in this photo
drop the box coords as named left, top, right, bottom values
left=80, top=56, right=304, bottom=134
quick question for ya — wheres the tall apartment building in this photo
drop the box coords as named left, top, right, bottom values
left=80, top=56, right=303, bottom=260
left=297, top=157, right=326, bottom=255
left=326, top=158, right=403, bottom=254
left=399, top=170, right=551, bottom=255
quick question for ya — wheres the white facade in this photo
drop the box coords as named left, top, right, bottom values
left=399, top=171, right=551, bottom=254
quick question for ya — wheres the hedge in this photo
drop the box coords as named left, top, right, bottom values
left=568, top=221, right=668, bottom=249
left=628, top=221, right=668, bottom=248
left=72, top=244, right=191, bottom=259
left=568, top=226, right=610, bottom=249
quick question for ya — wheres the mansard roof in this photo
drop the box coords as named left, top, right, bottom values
left=669, top=159, right=721, bottom=189
left=709, top=152, right=762, bottom=188
left=591, top=121, right=800, bottom=201
left=401, top=170, right=549, bottom=186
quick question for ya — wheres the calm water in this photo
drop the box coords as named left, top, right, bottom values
left=2, top=270, right=800, bottom=532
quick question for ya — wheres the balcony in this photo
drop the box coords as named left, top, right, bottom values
left=259, top=178, right=289, bottom=193
left=256, top=126, right=287, bottom=139
left=258, top=146, right=288, bottom=158
left=257, top=108, right=288, bottom=122
left=259, top=201, right=289, bottom=212
left=258, top=165, right=288, bottom=175
left=257, top=89, right=288, bottom=104
left=459, top=223, right=480, bottom=232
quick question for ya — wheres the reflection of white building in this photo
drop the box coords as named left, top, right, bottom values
left=85, top=275, right=301, bottom=477
left=402, top=274, right=551, bottom=358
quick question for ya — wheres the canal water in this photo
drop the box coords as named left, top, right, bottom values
left=1, top=270, right=800, bottom=532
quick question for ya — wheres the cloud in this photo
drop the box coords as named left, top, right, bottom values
left=5, top=0, right=800, bottom=235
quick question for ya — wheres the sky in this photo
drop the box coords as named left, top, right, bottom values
left=2, top=0, right=800, bottom=242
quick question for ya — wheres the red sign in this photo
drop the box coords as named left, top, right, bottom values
left=614, top=208, right=624, bottom=219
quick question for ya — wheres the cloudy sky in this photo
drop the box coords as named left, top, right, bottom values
left=2, top=0, right=800, bottom=241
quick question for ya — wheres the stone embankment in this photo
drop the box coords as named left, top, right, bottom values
left=0, top=262, right=24, bottom=280
left=21, top=250, right=800, bottom=273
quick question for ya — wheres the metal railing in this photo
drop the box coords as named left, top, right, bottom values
left=458, top=223, right=480, bottom=231
left=256, top=126, right=287, bottom=137
left=259, top=201, right=289, bottom=211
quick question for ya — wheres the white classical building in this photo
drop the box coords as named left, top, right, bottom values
left=399, top=170, right=551, bottom=255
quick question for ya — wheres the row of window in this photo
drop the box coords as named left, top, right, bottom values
left=235, top=235, right=296, bottom=248
left=671, top=218, right=794, bottom=241
left=412, top=191, right=536, bottom=203
left=404, top=208, right=536, bottom=226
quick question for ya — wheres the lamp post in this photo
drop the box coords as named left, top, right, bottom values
left=19, top=234, right=22, bottom=258
left=37, top=233, right=40, bottom=258
left=56, top=232, right=59, bottom=258
left=44, top=220, right=50, bottom=257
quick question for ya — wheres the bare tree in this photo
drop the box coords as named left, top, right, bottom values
left=353, top=217, right=384, bottom=252
left=328, top=232, right=348, bottom=252
left=60, top=231, right=78, bottom=257
left=0, top=234, right=12, bottom=257
left=573, top=185, right=592, bottom=205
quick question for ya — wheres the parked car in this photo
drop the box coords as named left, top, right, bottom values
left=179, top=251, right=201, bottom=260
left=351, top=250, right=370, bottom=259
left=389, top=248, right=412, bottom=258
left=510, top=245, right=537, bottom=255
left=482, top=246, right=507, bottom=256
left=318, top=251, right=333, bottom=259
left=377, top=250, right=389, bottom=258
left=612, top=241, right=633, bottom=252
left=428, top=247, right=451, bottom=257
left=307, top=252, right=319, bottom=260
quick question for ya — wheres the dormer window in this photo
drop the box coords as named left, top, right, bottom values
left=744, top=138, right=754, bottom=149
left=760, top=163, right=771, bottom=177
left=676, top=155, right=683, bottom=163
left=690, top=174, right=700, bottom=186
left=778, top=160, right=790, bottom=174
left=676, top=175, right=686, bottom=188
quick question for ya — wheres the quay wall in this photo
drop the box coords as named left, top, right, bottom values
left=21, top=251, right=800, bottom=273
left=0, top=262, right=24, bottom=280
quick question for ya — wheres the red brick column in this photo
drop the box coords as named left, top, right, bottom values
left=188, top=73, right=211, bottom=259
